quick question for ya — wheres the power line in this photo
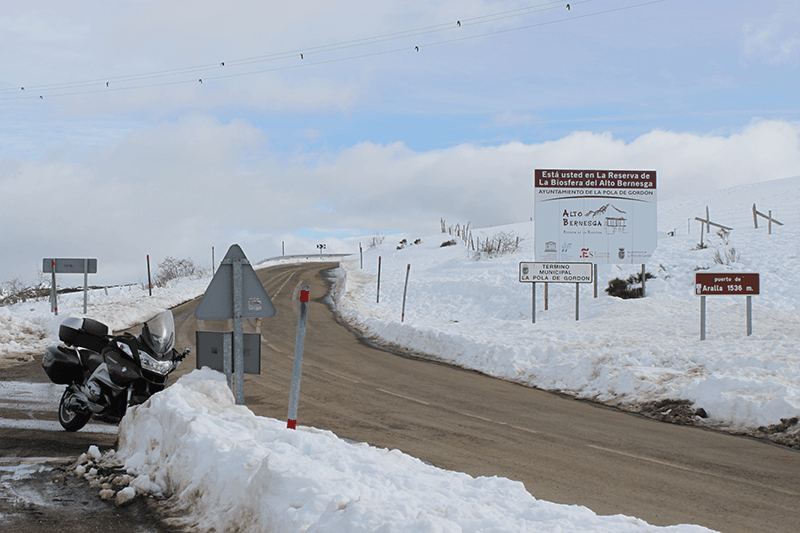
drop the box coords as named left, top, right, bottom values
left=4, top=0, right=582, bottom=95
left=2, top=0, right=665, bottom=102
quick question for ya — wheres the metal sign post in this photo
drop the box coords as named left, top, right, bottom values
left=695, top=273, right=760, bottom=340
left=519, top=262, right=593, bottom=322
left=194, top=244, right=276, bottom=404
left=232, top=256, right=245, bottom=405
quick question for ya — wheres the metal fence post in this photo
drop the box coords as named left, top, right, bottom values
left=377, top=256, right=382, bottom=303
left=147, top=255, right=152, bottom=296
left=50, top=260, right=58, bottom=316
left=401, top=264, right=411, bottom=322
left=747, top=295, right=753, bottom=336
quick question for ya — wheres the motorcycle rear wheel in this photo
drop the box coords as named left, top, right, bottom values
left=59, top=388, right=91, bottom=432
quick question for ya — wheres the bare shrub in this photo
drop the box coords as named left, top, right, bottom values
left=474, top=232, right=522, bottom=259
left=713, top=247, right=740, bottom=265
left=1, top=277, right=49, bottom=306
left=366, top=233, right=386, bottom=249
left=153, top=257, right=197, bottom=288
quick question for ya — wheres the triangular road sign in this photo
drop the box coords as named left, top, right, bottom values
left=194, top=244, right=276, bottom=320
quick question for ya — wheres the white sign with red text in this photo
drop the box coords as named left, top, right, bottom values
left=534, top=169, right=657, bottom=264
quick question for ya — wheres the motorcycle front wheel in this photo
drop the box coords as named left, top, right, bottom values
left=58, top=388, right=91, bottom=432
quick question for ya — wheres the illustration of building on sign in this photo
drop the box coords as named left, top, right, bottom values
left=544, top=241, right=557, bottom=253
left=587, top=203, right=628, bottom=235
left=605, top=216, right=627, bottom=235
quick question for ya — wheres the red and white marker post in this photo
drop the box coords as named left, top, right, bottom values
left=287, top=286, right=310, bottom=429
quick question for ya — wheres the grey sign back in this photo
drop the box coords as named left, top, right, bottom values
left=194, top=244, right=276, bottom=320
left=43, top=258, right=97, bottom=274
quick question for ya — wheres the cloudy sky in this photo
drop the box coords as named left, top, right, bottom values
left=2, top=0, right=799, bottom=286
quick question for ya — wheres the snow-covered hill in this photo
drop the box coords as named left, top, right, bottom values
left=333, top=176, right=800, bottom=443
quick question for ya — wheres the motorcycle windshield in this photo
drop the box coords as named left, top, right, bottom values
left=142, top=310, right=175, bottom=356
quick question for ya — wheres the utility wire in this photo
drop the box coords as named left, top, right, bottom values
left=4, top=0, right=585, bottom=95
left=3, top=0, right=665, bottom=102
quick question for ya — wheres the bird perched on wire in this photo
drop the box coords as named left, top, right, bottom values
left=300, top=53, right=304, bottom=59
left=566, top=3, right=570, bottom=9
left=415, top=46, right=419, bottom=52
left=198, top=79, right=202, bottom=84
left=457, top=21, right=461, bottom=26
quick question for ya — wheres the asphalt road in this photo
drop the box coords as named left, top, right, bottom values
left=3, top=261, right=800, bottom=532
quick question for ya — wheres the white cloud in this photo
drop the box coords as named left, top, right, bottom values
left=3, top=117, right=800, bottom=285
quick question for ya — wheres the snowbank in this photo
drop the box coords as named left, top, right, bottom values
left=91, top=369, right=714, bottom=533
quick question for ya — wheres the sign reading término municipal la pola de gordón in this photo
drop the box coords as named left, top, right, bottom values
left=534, top=169, right=657, bottom=264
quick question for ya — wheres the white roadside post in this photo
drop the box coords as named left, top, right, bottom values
left=287, top=286, right=310, bottom=429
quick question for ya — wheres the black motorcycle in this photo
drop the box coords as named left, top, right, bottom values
left=42, top=310, right=189, bottom=431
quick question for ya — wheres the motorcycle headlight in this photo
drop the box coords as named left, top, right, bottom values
left=139, top=350, right=178, bottom=375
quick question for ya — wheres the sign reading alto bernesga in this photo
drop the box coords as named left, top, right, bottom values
left=534, top=169, right=657, bottom=264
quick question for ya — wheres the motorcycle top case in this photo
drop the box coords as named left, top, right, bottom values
left=59, top=317, right=109, bottom=353
left=42, top=345, right=84, bottom=384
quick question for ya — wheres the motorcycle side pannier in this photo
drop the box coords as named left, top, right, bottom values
left=59, top=317, right=109, bottom=353
left=42, top=345, right=83, bottom=384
